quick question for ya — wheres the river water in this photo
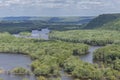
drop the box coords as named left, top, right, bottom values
left=0, top=53, right=35, bottom=80
left=12, top=29, right=102, bottom=80
left=13, top=28, right=50, bottom=40
left=31, top=28, right=50, bottom=40
left=60, top=46, right=101, bottom=80
left=80, top=46, right=101, bottom=63
left=0, top=46, right=101, bottom=80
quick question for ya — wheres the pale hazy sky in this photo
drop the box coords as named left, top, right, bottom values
left=0, top=0, right=120, bottom=17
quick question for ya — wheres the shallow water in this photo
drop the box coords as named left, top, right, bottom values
left=60, top=69, right=73, bottom=80
left=80, top=46, right=101, bottom=63
left=0, top=53, right=35, bottom=80
left=0, top=44, right=101, bottom=80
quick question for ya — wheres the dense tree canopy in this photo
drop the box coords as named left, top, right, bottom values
left=49, top=30, right=120, bottom=46
left=94, top=45, right=120, bottom=69
left=0, top=32, right=120, bottom=80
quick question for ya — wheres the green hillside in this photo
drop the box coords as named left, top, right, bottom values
left=98, top=18, right=120, bottom=31
left=84, top=13, right=120, bottom=30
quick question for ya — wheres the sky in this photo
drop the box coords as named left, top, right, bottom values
left=0, top=0, right=120, bottom=17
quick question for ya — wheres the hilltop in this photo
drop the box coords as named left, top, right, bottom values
left=84, top=13, right=120, bottom=30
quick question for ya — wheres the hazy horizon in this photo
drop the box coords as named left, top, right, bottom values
left=0, top=15, right=96, bottom=17
left=0, top=0, right=120, bottom=17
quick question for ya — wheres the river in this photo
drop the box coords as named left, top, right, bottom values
left=12, top=29, right=102, bottom=80
left=80, top=46, right=101, bottom=63
left=0, top=46, right=101, bottom=80
left=13, top=28, right=50, bottom=40
left=0, top=53, right=35, bottom=80
left=60, top=46, right=102, bottom=80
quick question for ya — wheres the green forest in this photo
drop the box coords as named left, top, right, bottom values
left=0, top=16, right=92, bottom=33
left=0, top=32, right=120, bottom=80
left=0, top=20, right=83, bottom=33
left=49, top=30, right=120, bottom=46
left=0, top=13, right=120, bottom=80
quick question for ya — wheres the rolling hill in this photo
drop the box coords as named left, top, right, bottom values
left=0, top=16, right=94, bottom=25
left=0, top=16, right=94, bottom=33
left=84, top=13, right=120, bottom=30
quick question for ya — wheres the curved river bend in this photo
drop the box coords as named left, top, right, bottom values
left=0, top=47, right=102, bottom=80
left=60, top=46, right=102, bottom=80
left=12, top=29, right=102, bottom=80
left=80, top=46, right=101, bottom=63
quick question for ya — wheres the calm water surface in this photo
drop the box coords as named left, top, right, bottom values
left=0, top=53, right=35, bottom=80
left=31, top=28, right=50, bottom=40
left=80, top=46, right=101, bottom=63
left=60, top=46, right=102, bottom=80
left=13, top=28, right=50, bottom=40
left=0, top=46, right=101, bottom=80
left=13, top=30, right=102, bottom=80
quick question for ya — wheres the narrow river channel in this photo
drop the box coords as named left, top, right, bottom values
left=12, top=29, right=102, bottom=80
left=80, top=46, right=101, bottom=63
left=60, top=46, right=102, bottom=80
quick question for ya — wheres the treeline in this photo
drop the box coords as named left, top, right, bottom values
left=94, top=45, right=120, bottom=70
left=63, top=56, right=120, bottom=80
left=0, top=20, right=83, bottom=33
left=0, top=33, right=120, bottom=80
left=49, top=30, right=120, bottom=46
left=0, top=32, right=89, bottom=79
left=0, top=20, right=45, bottom=33
left=0, top=16, right=93, bottom=34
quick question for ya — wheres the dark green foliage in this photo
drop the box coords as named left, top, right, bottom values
left=10, top=67, right=30, bottom=75
left=63, top=56, right=120, bottom=80
left=84, top=13, right=120, bottom=29
left=0, top=20, right=46, bottom=33
left=0, top=33, right=89, bottom=78
left=0, top=16, right=93, bottom=33
left=83, top=13, right=120, bottom=31
left=113, top=59, right=120, bottom=71
left=99, top=18, right=120, bottom=31
left=94, top=45, right=120, bottom=74
left=0, top=32, right=120, bottom=79
left=0, top=21, right=83, bottom=34
left=49, top=30, right=120, bottom=46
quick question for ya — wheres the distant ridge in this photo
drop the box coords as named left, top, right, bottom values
left=0, top=16, right=94, bottom=33
left=84, top=13, right=120, bottom=30
left=0, top=16, right=94, bottom=24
